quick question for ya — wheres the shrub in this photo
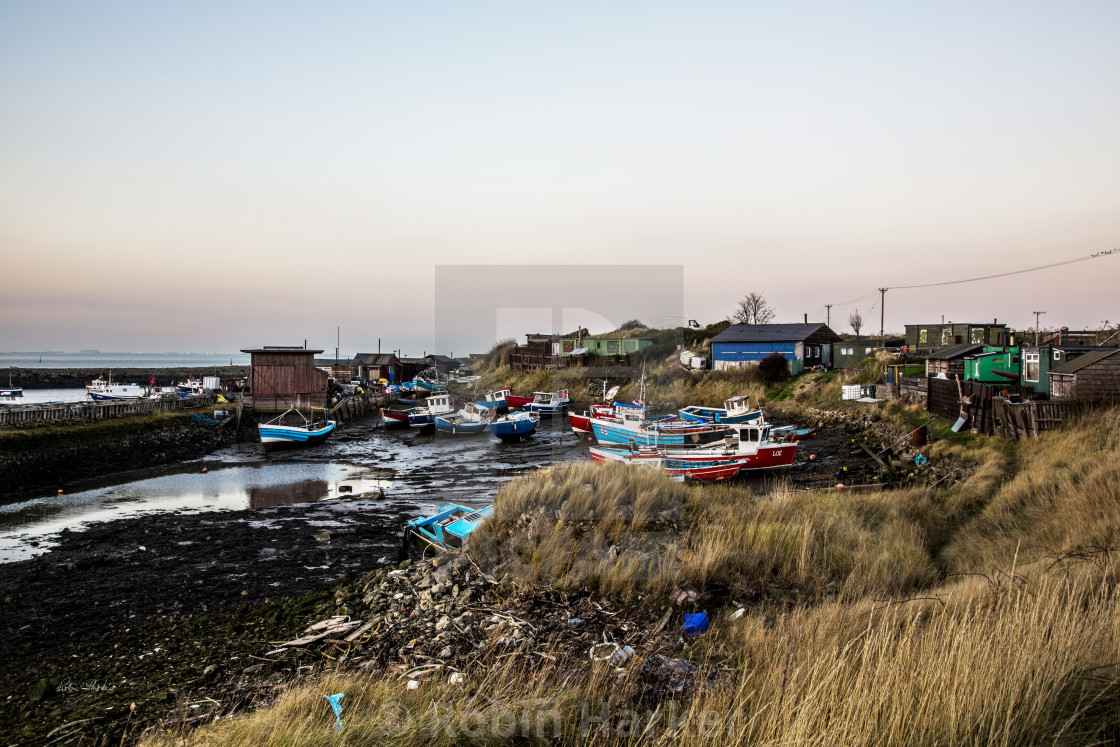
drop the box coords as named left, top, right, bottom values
left=758, top=352, right=791, bottom=385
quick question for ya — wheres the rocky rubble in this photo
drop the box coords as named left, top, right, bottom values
left=249, top=550, right=734, bottom=703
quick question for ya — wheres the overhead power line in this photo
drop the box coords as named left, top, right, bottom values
left=887, top=248, right=1116, bottom=291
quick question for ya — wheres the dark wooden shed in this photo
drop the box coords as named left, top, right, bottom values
left=241, top=346, right=328, bottom=413
left=925, top=343, right=983, bottom=379
left=1049, top=349, right=1120, bottom=401
left=354, top=353, right=401, bottom=383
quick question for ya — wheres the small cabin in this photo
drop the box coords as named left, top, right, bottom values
left=1049, top=349, right=1120, bottom=401
left=905, top=323, right=1006, bottom=354
left=710, top=323, right=842, bottom=374
left=241, top=346, right=329, bottom=413
left=925, top=343, right=983, bottom=379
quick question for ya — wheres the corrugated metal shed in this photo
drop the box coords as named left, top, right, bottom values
left=711, top=323, right=839, bottom=343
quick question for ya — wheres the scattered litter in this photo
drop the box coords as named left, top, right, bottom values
left=682, top=612, right=710, bottom=636
left=589, top=642, right=621, bottom=662
left=915, top=454, right=928, bottom=466
left=730, top=608, right=745, bottom=620
left=449, top=673, right=465, bottom=685
left=406, top=680, right=419, bottom=690
left=566, top=618, right=585, bottom=627
left=672, top=589, right=698, bottom=605
left=324, top=693, right=345, bottom=732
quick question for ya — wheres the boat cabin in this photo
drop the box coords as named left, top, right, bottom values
left=406, top=503, right=495, bottom=552
left=425, top=393, right=453, bottom=414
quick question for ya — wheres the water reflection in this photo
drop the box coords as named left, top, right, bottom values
left=248, top=479, right=329, bottom=509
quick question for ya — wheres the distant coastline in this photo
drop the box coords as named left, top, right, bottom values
left=0, top=353, right=251, bottom=369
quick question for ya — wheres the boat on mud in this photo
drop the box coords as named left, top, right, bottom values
left=569, top=401, right=646, bottom=435
left=380, top=406, right=412, bottom=428
left=407, top=393, right=455, bottom=428
left=434, top=402, right=494, bottom=435
left=404, top=503, right=494, bottom=553
left=678, top=395, right=763, bottom=424
left=523, top=390, right=570, bottom=416
left=475, top=388, right=511, bottom=411
left=490, top=410, right=540, bottom=440
left=590, top=421, right=796, bottom=479
left=589, top=410, right=730, bottom=447
left=257, top=407, right=336, bottom=447
left=772, top=426, right=818, bottom=441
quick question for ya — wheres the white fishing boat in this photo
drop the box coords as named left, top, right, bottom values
left=258, top=407, right=336, bottom=447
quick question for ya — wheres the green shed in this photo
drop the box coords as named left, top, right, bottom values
left=963, top=347, right=1020, bottom=384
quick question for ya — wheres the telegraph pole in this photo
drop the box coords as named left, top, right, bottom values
left=825, top=304, right=832, bottom=327
left=878, top=288, right=887, bottom=337
left=1033, top=311, right=1046, bottom=345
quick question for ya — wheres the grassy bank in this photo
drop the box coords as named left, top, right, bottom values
left=145, top=407, right=1120, bottom=746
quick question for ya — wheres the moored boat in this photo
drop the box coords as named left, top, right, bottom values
left=505, top=392, right=535, bottom=408
left=380, top=407, right=411, bottom=428
left=434, top=402, right=494, bottom=435
left=590, top=414, right=730, bottom=447
left=476, top=388, right=511, bottom=411
left=404, top=503, right=494, bottom=553
left=408, top=393, right=455, bottom=428
left=258, top=407, right=336, bottom=447
left=524, top=389, right=570, bottom=416
left=86, top=375, right=147, bottom=401
left=490, top=410, right=540, bottom=440
left=678, top=395, right=763, bottom=424
left=589, top=445, right=744, bottom=482
left=1, top=371, right=22, bottom=401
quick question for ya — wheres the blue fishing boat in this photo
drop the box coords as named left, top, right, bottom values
left=434, top=403, right=494, bottom=435
left=524, top=389, right=570, bottom=416
left=476, top=387, right=511, bottom=410
left=408, top=393, right=455, bottom=428
left=404, top=503, right=494, bottom=553
left=258, top=407, right=336, bottom=447
left=489, top=410, right=539, bottom=440
left=678, top=395, right=763, bottom=424
left=590, top=417, right=729, bottom=447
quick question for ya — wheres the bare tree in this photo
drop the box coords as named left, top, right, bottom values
left=731, top=292, right=776, bottom=325
left=849, top=309, right=864, bottom=336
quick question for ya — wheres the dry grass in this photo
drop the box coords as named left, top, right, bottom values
left=142, top=411, right=1120, bottom=746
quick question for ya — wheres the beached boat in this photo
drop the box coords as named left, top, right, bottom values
left=490, top=410, right=540, bottom=440
left=678, top=395, right=763, bottom=425
left=476, top=388, right=511, bottom=410
left=408, top=393, right=455, bottom=428
left=413, top=367, right=449, bottom=392
left=404, top=503, right=494, bottom=553
left=589, top=445, right=744, bottom=482
left=380, top=406, right=411, bottom=428
left=589, top=406, right=730, bottom=447
left=434, top=402, right=494, bottom=435
left=257, top=407, right=336, bottom=447
left=524, top=390, right=570, bottom=416
left=590, top=421, right=796, bottom=478
left=176, top=378, right=206, bottom=396
left=505, top=392, right=535, bottom=408
left=773, top=426, right=818, bottom=441
left=569, top=401, right=647, bottom=435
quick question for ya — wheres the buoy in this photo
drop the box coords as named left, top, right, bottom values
left=202, top=467, right=208, bottom=473
left=57, top=489, right=63, bottom=494
left=808, top=453, right=817, bottom=461
left=836, top=483, right=845, bottom=488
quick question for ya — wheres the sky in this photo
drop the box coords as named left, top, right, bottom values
left=1, top=0, right=1117, bottom=356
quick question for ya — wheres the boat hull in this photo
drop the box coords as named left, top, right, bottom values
left=258, top=421, right=336, bottom=446
left=490, top=414, right=539, bottom=440
left=589, top=446, right=743, bottom=482
left=380, top=408, right=411, bottom=428
left=505, top=394, right=534, bottom=408
left=434, top=416, right=490, bottom=435
left=590, top=420, right=728, bottom=447
left=524, top=402, right=567, bottom=416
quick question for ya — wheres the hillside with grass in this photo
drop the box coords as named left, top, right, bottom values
left=146, top=399, right=1120, bottom=746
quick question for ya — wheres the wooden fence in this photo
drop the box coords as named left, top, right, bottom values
left=899, top=375, right=928, bottom=402
left=927, top=377, right=997, bottom=434
left=0, top=394, right=215, bottom=427
left=992, top=399, right=1084, bottom=439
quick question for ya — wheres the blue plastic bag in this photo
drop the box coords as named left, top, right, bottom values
left=325, top=693, right=345, bottom=732
left=681, top=612, right=710, bottom=636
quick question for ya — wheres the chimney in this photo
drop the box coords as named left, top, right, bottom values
left=804, top=313, right=808, bottom=324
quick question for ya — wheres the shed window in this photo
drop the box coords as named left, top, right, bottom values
left=919, top=329, right=928, bottom=345
left=1024, top=352, right=1040, bottom=383
left=1054, top=350, right=1062, bottom=361
left=971, top=328, right=984, bottom=343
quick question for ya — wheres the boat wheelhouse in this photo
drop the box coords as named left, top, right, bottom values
left=408, top=393, right=455, bottom=428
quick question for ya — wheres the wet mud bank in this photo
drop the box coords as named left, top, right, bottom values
left=7, top=367, right=249, bottom=390
left=0, top=415, right=239, bottom=498
left=0, top=492, right=420, bottom=746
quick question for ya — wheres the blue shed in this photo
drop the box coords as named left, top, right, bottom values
left=710, top=323, right=841, bottom=374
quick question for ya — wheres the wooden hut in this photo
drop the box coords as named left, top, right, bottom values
left=241, top=346, right=328, bottom=413
left=925, top=343, right=983, bottom=379
left=1048, top=349, right=1120, bottom=401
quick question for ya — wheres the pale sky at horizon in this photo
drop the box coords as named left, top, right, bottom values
left=1, top=1, right=1117, bottom=355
